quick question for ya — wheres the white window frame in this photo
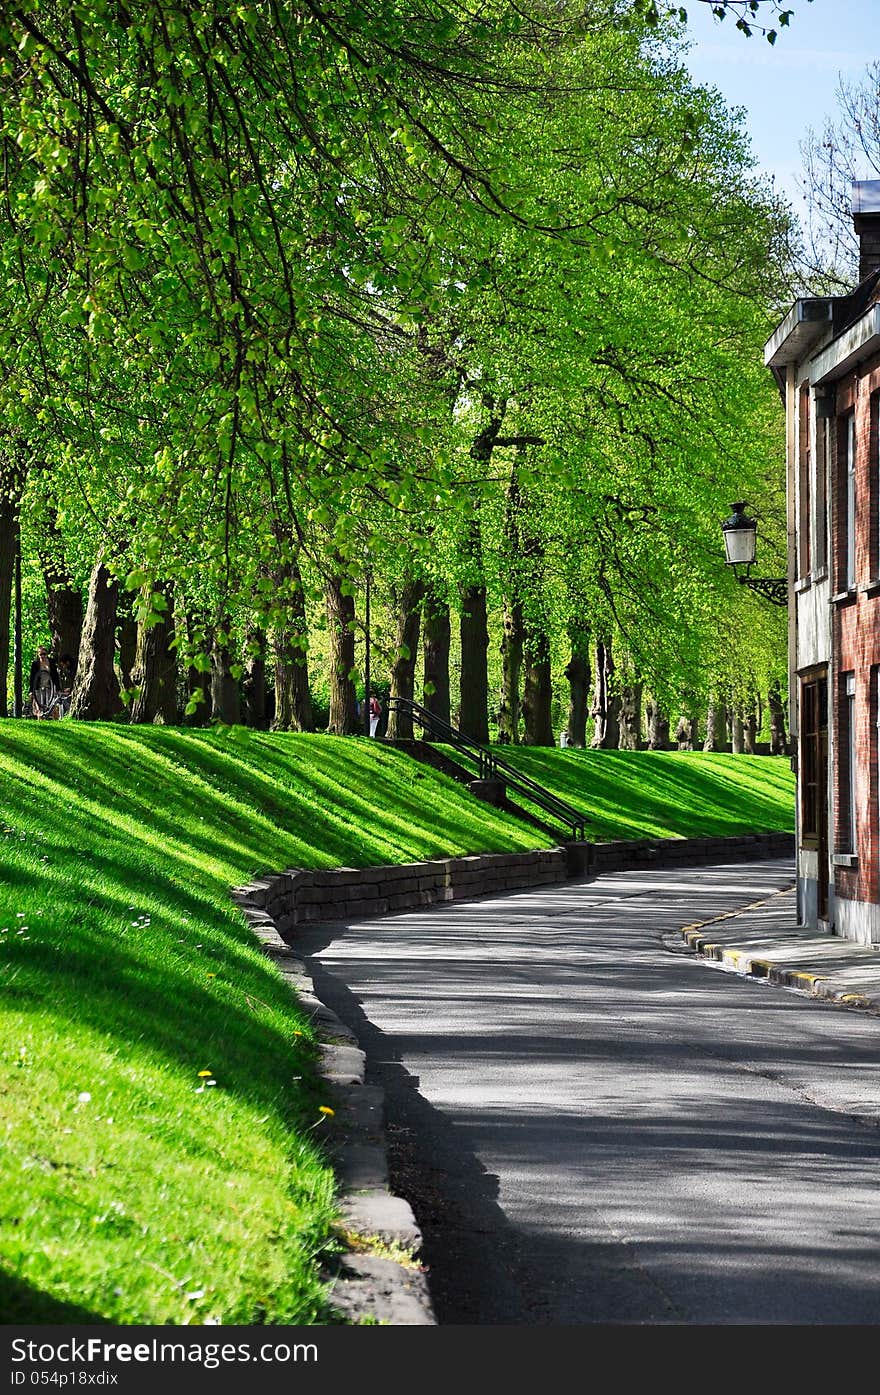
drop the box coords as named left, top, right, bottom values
left=846, top=413, right=857, bottom=590
left=846, top=672, right=857, bottom=852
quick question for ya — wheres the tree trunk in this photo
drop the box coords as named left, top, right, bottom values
left=590, top=640, right=620, bottom=749
left=70, top=558, right=123, bottom=720
left=325, top=571, right=358, bottom=735
left=458, top=411, right=501, bottom=744
left=647, top=700, right=670, bottom=750
left=743, top=700, right=758, bottom=755
left=117, top=611, right=138, bottom=694
left=39, top=508, right=83, bottom=667
left=730, top=707, right=745, bottom=754
left=563, top=625, right=590, bottom=748
left=243, top=627, right=267, bottom=729
left=0, top=482, right=17, bottom=720
left=674, top=716, right=693, bottom=750
left=769, top=681, right=788, bottom=755
left=703, top=698, right=725, bottom=752
left=498, top=598, right=523, bottom=744
left=522, top=626, right=554, bottom=746
left=210, top=627, right=241, bottom=725
left=385, top=578, right=425, bottom=740
left=422, top=591, right=451, bottom=733
left=459, top=581, right=489, bottom=743
left=498, top=466, right=524, bottom=745
left=272, top=557, right=314, bottom=732
left=129, top=585, right=178, bottom=724
left=182, top=611, right=211, bottom=726
left=619, top=682, right=643, bottom=750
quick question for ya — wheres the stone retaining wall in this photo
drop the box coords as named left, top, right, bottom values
left=592, top=830, right=794, bottom=874
left=231, top=832, right=794, bottom=937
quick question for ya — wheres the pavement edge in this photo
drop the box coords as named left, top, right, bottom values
left=230, top=890, right=437, bottom=1327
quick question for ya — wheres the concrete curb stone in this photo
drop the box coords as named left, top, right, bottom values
left=677, top=886, right=880, bottom=1016
left=230, top=889, right=437, bottom=1327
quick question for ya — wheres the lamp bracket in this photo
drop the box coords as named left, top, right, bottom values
left=736, top=573, right=788, bottom=607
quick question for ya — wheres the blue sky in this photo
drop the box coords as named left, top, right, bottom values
left=677, top=0, right=877, bottom=212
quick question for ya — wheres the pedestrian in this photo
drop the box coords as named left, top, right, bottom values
left=56, top=653, right=76, bottom=716
left=29, top=645, right=61, bottom=720
left=369, top=693, right=382, bottom=737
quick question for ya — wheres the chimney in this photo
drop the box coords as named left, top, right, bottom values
left=852, top=180, right=880, bottom=283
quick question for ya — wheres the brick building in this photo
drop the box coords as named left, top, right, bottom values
left=764, top=181, right=880, bottom=942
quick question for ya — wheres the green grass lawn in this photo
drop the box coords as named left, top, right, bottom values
left=0, top=723, right=545, bottom=1326
left=492, top=747, right=795, bottom=841
left=0, top=725, right=794, bottom=1325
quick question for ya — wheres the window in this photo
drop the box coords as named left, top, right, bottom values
left=798, top=385, right=811, bottom=578
left=846, top=413, right=857, bottom=590
left=839, top=672, right=857, bottom=852
left=871, top=391, right=880, bottom=578
left=801, top=675, right=826, bottom=843
left=814, top=413, right=828, bottom=573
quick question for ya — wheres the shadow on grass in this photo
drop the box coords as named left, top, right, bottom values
left=0, top=1270, right=108, bottom=1324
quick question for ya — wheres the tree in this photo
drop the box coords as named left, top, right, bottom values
left=798, top=62, right=880, bottom=292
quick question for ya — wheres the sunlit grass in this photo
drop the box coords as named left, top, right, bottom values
left=491, top=747, right=795, bottom=841
left=0, top=723, right=543, bottom=1324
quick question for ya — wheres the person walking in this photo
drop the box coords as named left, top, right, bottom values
left=56, top=653, right=76, bottom=716
left=29, top=645, right=61, bottom=719
left=369, top=693, right=382, bottom=737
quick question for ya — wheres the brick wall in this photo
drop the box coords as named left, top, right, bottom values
left=231, top=833, right=796, bottom=941
left=832, top=352, right=880, bottom=909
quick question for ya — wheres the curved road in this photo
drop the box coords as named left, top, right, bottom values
left=300, top=860, right=880, bottom=1324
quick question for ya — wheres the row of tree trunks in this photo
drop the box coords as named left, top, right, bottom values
left=522, top=626, right=554, bottom=746
left=459, top=573, right=490, bottom=744
left=590, top=640, right=620, bottom=749
left=769, top=681, right=787, bottom=756
left=244, top=626, right=267, bottom=730
left=15, top=532, right=793, bottom=756
left=129, top=584, right=178, bottom=724
left=210, top=628, right=241, bottom=727
left=563, top=625, right=590, bottom=748
left=497, top=597, right=524, bottom=743
left=422, top=590, right=451, bottom=731
left=273, top=554, right=313, bottom=732
left=385, top=578, right=425, bottom=741
left=325, top=569, right=358, bottom=736
left=498, top=468, right=524, bottom=745
left=70, top=558, right=123, bottom=720
left=39, top=508, right=83, bottom=668
left=673, top=716, right=699, bottom=750
left=0, top=460, right=21, bottom=719
left=647, top=701, right=671, bottom=750
left=618, top=682, right=643, bottom=751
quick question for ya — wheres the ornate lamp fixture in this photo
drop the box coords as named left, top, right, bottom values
left=720, top=502, right=788, bottom=607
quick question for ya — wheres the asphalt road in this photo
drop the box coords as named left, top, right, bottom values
left=300, top=860, right=880, bottom=1325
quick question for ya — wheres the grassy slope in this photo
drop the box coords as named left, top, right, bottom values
left=493, top=748, right=795, bottom=840
left=0, top=724, right=543, bottom=1326
left=0, top=727, right=794, bottom=1325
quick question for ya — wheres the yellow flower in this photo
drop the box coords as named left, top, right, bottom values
left=197, top=1070, right=212, bottom=1078
left=318, top=1105, right=335, bottom=1117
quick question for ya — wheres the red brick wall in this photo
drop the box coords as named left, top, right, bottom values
left=832, top=354, right=880, bottom=908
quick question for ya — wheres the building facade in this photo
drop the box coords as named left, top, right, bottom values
left=764, top=182, right=880, bottom=943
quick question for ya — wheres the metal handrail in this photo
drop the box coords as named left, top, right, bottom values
left=386, top=696, right=587, bottom=841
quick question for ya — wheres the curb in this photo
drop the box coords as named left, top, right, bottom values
left=231, top=896, right=436, bottom=1326
left=678, top=899, right=880, bottom=1017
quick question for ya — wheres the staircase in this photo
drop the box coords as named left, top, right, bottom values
left=384, top=697, right=587, bottom=843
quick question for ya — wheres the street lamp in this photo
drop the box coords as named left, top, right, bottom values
left=720, top=501, right=788, bottom=607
